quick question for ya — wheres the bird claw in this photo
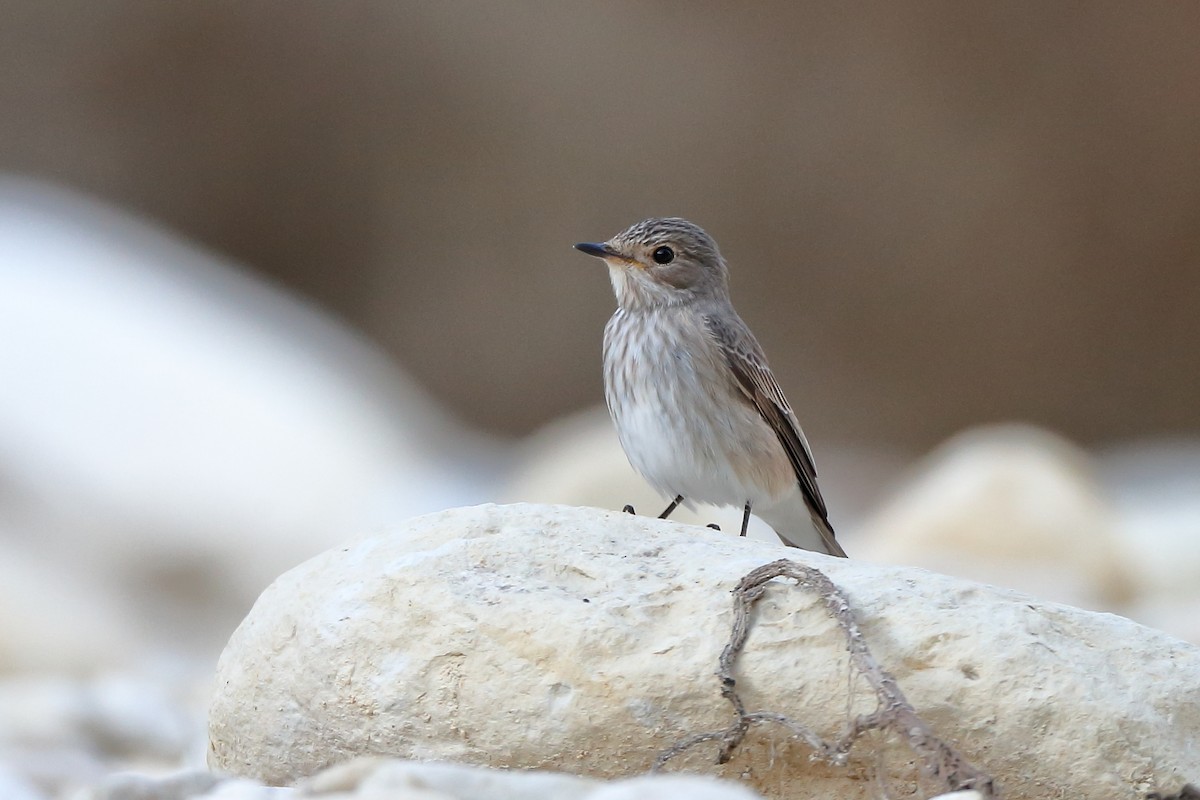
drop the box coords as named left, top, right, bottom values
left=622, top=504, right=636, bottom=515
left=707, top=523, right=721, bottom=530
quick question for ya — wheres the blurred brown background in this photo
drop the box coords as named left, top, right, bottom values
left=4, top=1, right=1199, bottom=450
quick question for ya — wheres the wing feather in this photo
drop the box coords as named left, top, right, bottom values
left=704, top=314, right=834, bottom=526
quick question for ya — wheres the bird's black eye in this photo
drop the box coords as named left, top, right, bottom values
left=652, top=246, right=675, bottom=264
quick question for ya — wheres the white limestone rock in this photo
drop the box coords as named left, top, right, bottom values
left=855, top=424, right=1131, bottom=611
left=208, top=503, right=1200, bottom=799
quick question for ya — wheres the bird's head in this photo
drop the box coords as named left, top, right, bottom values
left=575, top=217, right=729, bottom=309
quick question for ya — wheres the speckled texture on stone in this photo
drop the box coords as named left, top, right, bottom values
left=208, top=503, right=1200, bottom=799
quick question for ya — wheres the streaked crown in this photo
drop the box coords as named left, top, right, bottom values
left=575, top=217, right=730, bottom=308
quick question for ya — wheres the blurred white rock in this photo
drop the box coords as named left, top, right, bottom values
left=0, top=744, right=109, bottom=800
left=309, top=759, right=764, bottom=800
left=0, top=667, right=206, bottom=799
left=0, top=536, right=139, bottom=673
left=0, top=178, right=502, bottom=657
left=78, top=759, right=762, bottom=800
left=0, top=765, right=47, bottom=800
left=583, top=775, right=763, bottom=800
left=76, top=769, right=224, bottom=800
left=1095, top=438, right=1200, bottom=642
left=305, top=758, right=600, bottom=799
left=208, top=503, right=1199, bottom=799
left=1121, top=597, right=1200, bottom=649
left=78, top=770, right=296, bottom=800
left=854, top=424, right=1132, bottom=611
left=198, top=779, right=295, bottom=799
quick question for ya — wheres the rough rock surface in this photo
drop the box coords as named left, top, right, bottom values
left=209, top=503, right=1200, bottom=799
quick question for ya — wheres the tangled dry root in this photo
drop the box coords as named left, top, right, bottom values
left=654, top=558, right=998, bottom=798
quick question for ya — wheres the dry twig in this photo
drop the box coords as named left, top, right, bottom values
left=654, top=558, right=998, bottom=798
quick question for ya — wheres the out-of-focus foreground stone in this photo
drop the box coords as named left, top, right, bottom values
left=79, top=758, right=765, bottom=800
left=855, top=424, right=1132, bottom=611
left=0, top=180, right=499, bottom=657
left=208, top=503, right=1200, bottom=799
left=1097, top=439, right=1200, bottom=644
left=0, top=669, right=201, bottom=799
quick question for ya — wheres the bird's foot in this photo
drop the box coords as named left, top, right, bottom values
left=622, top=504, right=636, bottom=515
left=707, top=523, right=721, bottom=530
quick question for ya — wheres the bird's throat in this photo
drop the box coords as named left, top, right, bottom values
left=608, top=264, right=684, bottom=311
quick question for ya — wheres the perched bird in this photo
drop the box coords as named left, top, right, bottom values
left=574, top=217, right=847, bottom=557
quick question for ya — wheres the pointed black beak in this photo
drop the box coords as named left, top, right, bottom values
left=574, top=242, right=613, bottom=259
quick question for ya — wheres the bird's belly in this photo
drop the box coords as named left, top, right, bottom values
left=607, top=352, right=786, bottom=508
left=615, top=399, right=745, bottom=504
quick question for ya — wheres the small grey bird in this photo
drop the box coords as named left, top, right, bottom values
left=574, top=217, right=847, bottom=557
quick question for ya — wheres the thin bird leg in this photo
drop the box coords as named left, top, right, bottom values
left=658, top=495, right=684, bottom=519
left=739, top=502, right=752, bottom=537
